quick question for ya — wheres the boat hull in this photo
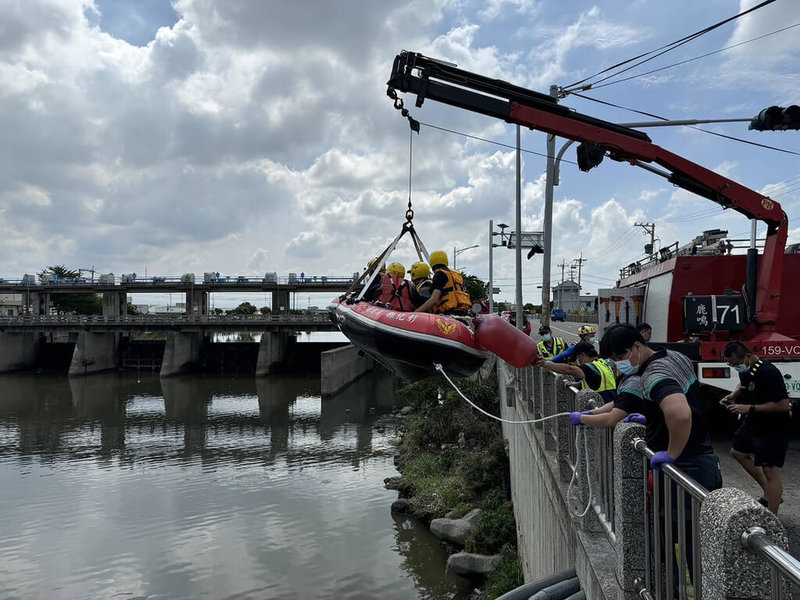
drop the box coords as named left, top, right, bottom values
left=329, top=299, right=490, bottom=380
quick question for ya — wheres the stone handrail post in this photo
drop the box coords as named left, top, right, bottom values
left=612, top=422, right=647, bottom=593
left=700, top=488, right=789, bottom=599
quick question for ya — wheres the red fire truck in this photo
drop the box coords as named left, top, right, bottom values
left=386, top=51, right=800, bottom=397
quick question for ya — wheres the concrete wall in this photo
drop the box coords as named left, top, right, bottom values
left=69, top=332, right=119, bottom=376
left=160, top=332, right=203, bottom=377
left=320, top=344, right=375, bottom=395
left=0, top=332, right=41, bottom=373
left=499, top=366, right=618, bottom=600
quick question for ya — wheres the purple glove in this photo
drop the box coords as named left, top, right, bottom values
left=650, top=451, right=674, bottom=471
left=623, top=413, right=646, bottom=425
left=569, top=412, right=584, bottom=426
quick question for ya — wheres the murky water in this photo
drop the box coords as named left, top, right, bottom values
left=0, top=371, right=473, bottom=600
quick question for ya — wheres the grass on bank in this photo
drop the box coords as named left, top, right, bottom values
left=395, top=373, right=524, bottom=598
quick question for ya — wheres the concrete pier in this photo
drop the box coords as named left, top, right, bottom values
left=160, top=332, right=203, bottom=377
left=68, top=332, right=119, bottom=376
left=0, top=332, right=41, bottom=373
left=102, top=292, right=127, bottom=317
left=320, top=344, right=375, bottom=395
left=255, top=332, right=290, bottom=376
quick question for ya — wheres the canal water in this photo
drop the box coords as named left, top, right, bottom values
left=0, top=371, right=474, bottom=600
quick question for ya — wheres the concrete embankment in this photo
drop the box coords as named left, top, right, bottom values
left=320, top=345, right=374, bottom=395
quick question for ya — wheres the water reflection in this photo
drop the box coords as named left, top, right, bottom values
left=0, top=370, right=472, bottom=600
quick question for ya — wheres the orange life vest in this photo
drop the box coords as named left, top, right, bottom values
left=376, top=274, right=415, bottom=312
left=433, top=269, right=472, bottom=314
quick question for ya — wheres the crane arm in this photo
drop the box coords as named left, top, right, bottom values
left=387, top=51, right=787, bottom=327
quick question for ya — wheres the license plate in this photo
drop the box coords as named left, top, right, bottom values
left=786, top=381, right=800, bottom=395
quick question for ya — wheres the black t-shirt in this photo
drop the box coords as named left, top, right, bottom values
left=738, top=359, right=790, bottom=434
left=614, top=374, right=666, bottom=450
left=410, top=279, right=432, bottom=307
left=639, top=349, right=713, bottom=459
left=431, top=270, right=449, bottom=293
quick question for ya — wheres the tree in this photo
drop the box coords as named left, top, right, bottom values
left=459, top=272, right=487, bottom=303
left=38, top=265, right=102, bottom=315
left=228, top=302, right=257, bottom=315
left=260, top=306, right=271, bottom=314
left=126, top=302, right=140, bottom=315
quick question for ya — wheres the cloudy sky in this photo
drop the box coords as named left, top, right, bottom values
left=1, top=0, right=798, bottom=308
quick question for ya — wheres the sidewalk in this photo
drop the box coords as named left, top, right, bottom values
left=712, top=436, right=800, bottom=556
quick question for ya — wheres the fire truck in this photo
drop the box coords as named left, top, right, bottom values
left=386, top=51, right=800, bottom=398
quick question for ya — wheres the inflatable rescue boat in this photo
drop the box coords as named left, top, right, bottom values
left=329, top=298, right=538, bottom=381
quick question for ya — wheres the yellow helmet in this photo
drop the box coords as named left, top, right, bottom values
left=578, top=325, right=597, bottom=336
left=408, top=261, right=431, bottom=280
left=429, top=250, right=449, bottom=268
left=386, top=262, right=405, bottom=278
left=367, top=257, right=385, bottom=274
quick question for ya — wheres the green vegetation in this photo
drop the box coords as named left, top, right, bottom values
left=459, top=272, right=487, bottom=302
left=37, top=265, right=102, bottom=315
left=394, top=373, right=524, bottom=598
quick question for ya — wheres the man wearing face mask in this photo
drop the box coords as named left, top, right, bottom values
left=722, top=341, right=791, bottom=514
left=601, top=324, right=722, bottom=488
left=602, top=324, right=721, bottom=596
left=537, top=342, right=617, bottom=404
left=536, top=325, right=567, bottom=360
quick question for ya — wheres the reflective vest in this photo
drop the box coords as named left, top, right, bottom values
left=580, top=359, right=617, bottom=393
left=433, top=268, right=472, bottom=314
left=537, top=337, right=567, bottom=360
left=376, top=274, right=415, bottom=311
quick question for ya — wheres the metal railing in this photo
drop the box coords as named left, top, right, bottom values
left=634, top=438, right=707, bottom=600
left=742, top=527, right=800, bottom=600
left=634, top=438, right=800, bottom=600
left=512, top=365, right=615, bottom=538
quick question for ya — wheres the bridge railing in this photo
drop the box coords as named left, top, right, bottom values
left=0, top=313, right=333, bottom=326
left=500, top=362, right=800, bottom=600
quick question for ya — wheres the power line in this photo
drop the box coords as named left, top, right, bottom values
left=418, top=121, right=579, bottom=165
left=570, top=92, right=800, bottom=156
left=586, top=21, right=800, bottom=92
left=563, top=0, right=778, bottom=92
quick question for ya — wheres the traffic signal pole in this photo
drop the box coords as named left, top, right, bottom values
left=541, top=85, right=559, bottom=327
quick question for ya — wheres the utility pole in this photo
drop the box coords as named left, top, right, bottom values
left=541, top=84, right=560, bottom=326
left=572, top=253, right=587, bottom=291
left=557, top=259, right=567, bottom=310
left=635, top=222, right=656, bottom=261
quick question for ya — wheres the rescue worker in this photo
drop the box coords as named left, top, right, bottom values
left=536, top=325, right=567, bottom=360
left=362, top=258, right=386, bottom=302
left=722, top=341, right=791, bottom=514
left=537, top=342, right=617, bottom=404
left=414, top=250, right=472, bottom=315
left=551, top=324, right=597, bottom=363
left=408, top=261, right=433, bottom=309
left=602, top=323, right=723, bottom=594
left=638, top=322, right=652, bottom=343
left=375, top=262, right=415, bottom=311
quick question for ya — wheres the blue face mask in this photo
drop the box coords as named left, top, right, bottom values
left=616, top=360, right=638, bottom=375
left=542, top=334, right=552, bottom=342
left=732, top=364, right=748, bottom=373
left=589, top=337, right=597, bottom=344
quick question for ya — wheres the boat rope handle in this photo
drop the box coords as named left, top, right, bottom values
left=434, top=363, right=593, bottom=519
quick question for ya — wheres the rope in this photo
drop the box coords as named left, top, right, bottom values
left=433, top=363, right=592, bottom=518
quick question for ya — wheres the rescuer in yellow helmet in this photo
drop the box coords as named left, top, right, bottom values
left=408, top=261, right=433, bottom=309
left=414, top=250, right=472, bottom=314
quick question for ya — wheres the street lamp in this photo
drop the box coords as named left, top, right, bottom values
left=488, top=222, right=512, bottom=314
left=453, top=244, right=479, bottom=270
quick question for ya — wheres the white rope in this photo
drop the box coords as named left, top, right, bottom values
left=433, top=362, right=593, bottom=518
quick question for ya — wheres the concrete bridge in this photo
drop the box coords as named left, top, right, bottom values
left=0, top=312, right=343, bottom=378
left=0, top=273, right=359, bottom=316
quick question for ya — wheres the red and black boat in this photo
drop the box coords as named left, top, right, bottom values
left=329, top=298, right=538, bottom=381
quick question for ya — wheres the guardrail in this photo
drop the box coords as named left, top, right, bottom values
left=500, top=360, right=800, bottom=600
left=0, top=275, right=360, bottom=286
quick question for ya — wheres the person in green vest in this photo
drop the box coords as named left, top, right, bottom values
left=536, top=325, right=567, bottom=360
left=536, top=341, right=617, bottom=404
